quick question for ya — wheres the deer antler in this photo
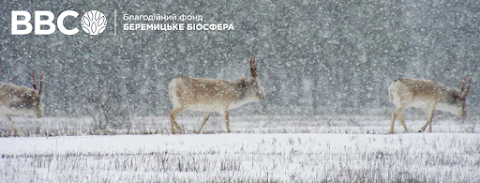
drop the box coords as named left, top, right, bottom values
left=250, top=55, right=257, bottom=78
left=32, top=71, right=44, bottom=94
left=460, top=76, right=467, bottom=93
left=32, top=71, right=37, bottom=90
left=462, top=78, right=472, bottom=98
left=39, top=71, right=44, bottom=95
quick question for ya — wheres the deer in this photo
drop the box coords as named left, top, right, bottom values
left=388, top=77, right=472, bottom=134
left=168, top=55, right=266, bottom=134
left=0, top=72, right=44, bottom=136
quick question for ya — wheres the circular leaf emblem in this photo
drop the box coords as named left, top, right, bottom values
left=81, top=10, right=107, bottom=35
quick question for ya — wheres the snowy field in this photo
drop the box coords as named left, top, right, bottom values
left=1, top=115, right=479, bottom=182
left=1, top=113, right=478, bottom=137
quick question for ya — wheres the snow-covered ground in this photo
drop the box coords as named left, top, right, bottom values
left=1, top=133, right=479, bottom=182
left=1, top=116, right=479, bottom=182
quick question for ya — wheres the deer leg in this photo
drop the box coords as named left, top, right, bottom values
left=169, top=107, right=186, bottom=134
left=390, top=112, right=397, bottom=134
left=390, top=107, right=405, bottom=134
left=224, top=110, right=231, bottom=133
left=420, top=107, right=435, bottom=132
left=197, top=112, right=211, bottom=134
left=427, top=108, right=435, bottom=132
left=398, top=111, right=409, bottom=133
left=1, top=115, right=17, bottom=137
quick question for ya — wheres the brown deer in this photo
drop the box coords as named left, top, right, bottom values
left=388, top=77, right=472, bottom=134
left=0, top=72, right=44, bottom=136
left=168, top=55, right=266, bottom=134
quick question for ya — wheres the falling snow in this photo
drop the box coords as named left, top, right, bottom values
left=1, top=0, right=479, bottom=182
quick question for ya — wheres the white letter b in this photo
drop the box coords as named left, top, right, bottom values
left=11, top=11, right=33, bottom=35
left=35, top=11, right=56, bottom=35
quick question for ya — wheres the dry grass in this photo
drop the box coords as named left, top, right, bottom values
left=1, top=113, right=478, bottom=137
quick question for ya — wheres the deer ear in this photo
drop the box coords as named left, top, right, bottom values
left=29, top=90, right=37, bottom=98
left=239, top=80, right=246, bottom=88
left=451, top=92, right=459, bottom=99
